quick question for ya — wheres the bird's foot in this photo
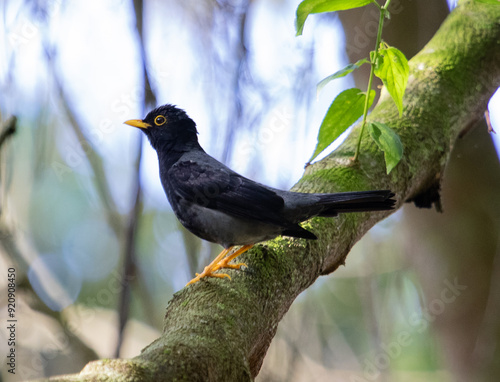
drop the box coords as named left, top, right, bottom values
left=213, top=260, right=247, bottom=271
left=212, top=244, right=253, bottom=272
left=186, top=267, right=232, bottom=286
left=185, top=245, right=253, bottom=286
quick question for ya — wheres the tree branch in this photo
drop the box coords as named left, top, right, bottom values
left=43, top=1, right=500, bottom=381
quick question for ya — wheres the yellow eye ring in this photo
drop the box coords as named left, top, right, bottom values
left=154, top=115, right=167, bottom=126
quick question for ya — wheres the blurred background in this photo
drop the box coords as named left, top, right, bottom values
left=1, top=0, right=500, bottom=381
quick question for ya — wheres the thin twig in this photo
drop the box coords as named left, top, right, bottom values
left=115, top=140, right=142, bottom=356
left=221, top=0, right=250, bottom=164
left=0, top=116, right=17, bottom=151
left=47, top=52, right=124, bottom=237
left=114, top=0, right=158, bottom=357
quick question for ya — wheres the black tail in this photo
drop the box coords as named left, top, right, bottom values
left=317, top=190, right=396, bottom=217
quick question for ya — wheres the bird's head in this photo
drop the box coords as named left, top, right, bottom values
left=124, top=104, right=199, bottom=152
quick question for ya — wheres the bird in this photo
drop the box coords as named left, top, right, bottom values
left=124, top=104, right=395, bottom=286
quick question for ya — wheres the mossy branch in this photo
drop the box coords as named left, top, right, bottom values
left=43, top=1, right=500, bottom=381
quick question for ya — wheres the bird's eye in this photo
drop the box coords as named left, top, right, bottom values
left=154, top=115, right=167, bottom=126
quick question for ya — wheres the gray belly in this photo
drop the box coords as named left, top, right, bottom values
left=174, top=201, right=282, bottom=248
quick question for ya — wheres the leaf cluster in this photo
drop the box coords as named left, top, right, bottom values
left=297, top=0, right=409, bottom=173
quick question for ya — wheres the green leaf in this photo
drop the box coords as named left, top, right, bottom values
left=317, top=59, right=369, bottom=96
left=310, top=88, right=375, bottom=162
left=476, top=0, right=500, bottom=5
left=296, top=0, right=374, bottom=36
left=367, top=122, right=403, bottom=174
left=373, top=46, right=409, bottom=116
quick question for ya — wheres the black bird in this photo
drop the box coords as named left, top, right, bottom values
left=125, top=104, right=395, bottom=285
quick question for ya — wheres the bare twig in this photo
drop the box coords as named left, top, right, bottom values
left=115, top=137, right=142, bottom=356
left=114, top=0, right=158, bottom=357
left=0, top=116, right=17, bottom=151
left=221, top=0, right=250, bottom=164
left=47, top=52, right=124, bottom=237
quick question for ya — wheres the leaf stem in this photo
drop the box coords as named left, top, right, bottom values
left=353, top=0, right=391, bottom=161
left=371, top=0, right=382, bottom=10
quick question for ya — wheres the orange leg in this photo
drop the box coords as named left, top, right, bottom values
left=186, top=244, right=254, bottom=286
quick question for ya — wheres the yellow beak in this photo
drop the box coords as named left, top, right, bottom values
left=124, top=119, right=151, bottom=129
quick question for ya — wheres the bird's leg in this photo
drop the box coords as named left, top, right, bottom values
left=212, top=244, right=253, bottom=272
left=186, top=248, right=231, bottom=286
left=185, top=244, right=253, bottom=286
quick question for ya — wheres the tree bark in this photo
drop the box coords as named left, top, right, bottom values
left=44, top=1, right=500, bottom=381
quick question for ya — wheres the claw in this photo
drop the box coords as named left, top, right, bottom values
left=185, top=245, right=253, bottom=286
left=214, top=262, right=247, bottom=271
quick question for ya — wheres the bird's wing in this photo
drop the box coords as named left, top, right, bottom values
left=167, top=160, right=286, bottom=225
